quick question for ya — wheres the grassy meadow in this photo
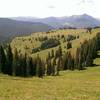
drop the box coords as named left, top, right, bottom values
left=0, top=51, right=100, bottom=100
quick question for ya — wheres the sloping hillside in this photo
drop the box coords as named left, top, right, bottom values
left=0, top=18, right=52, bottom=43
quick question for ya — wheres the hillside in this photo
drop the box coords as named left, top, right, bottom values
left=11, top=28, right=100, bottom=59
left=1, top=27, right=100, bottom=99
left=0, top=18, right=52, bottom=43
left=0, top=51, right=100, bottom=100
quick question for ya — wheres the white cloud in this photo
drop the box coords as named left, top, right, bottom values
left=0, top=0, right=99, bottom=18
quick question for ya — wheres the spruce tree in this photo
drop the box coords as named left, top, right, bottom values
left=63, top=52, right=68, bottom=70
left=36, top=54, right=44, bottom=78
left=51, top=49, right=54, bottom=58
left=56, top=57, right=62, bottom=75
left=29, top=57, right=36, bottom=76
left=13, top=48, right=19, bottom=76
left=0, top=45, right=6, bottom=73
left=6, top=45, right=13, bottom=75
left=52, top=58, right=56, bottom=76
left=46, top=58, right=52, bottom=75
left=67, top=41, right=72, bottom=49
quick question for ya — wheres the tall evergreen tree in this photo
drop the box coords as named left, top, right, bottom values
left=51, top=49, right=54, bottom=58
left=0, top=45, right=6, bottom=73
left=46, top=58, right=52, bottom=75
left=56, top=57, right=62, bottom=75
left=36, top=54, right=44, bottom=78
left=67, top=41, right=72, bottom=49
left=63, top=52, right=68, bottom=70
left=13, top=48, right=19, bottom=76
left=6, top=45, right=13, bottom=75
left=52, top=58, right=56, bottom=76
left=29, top=57, right=36, bottom=76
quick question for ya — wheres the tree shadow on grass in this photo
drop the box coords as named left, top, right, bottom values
left=96, top=54, right=100, bottom=58
left=92, top=64, right=100, bottom=67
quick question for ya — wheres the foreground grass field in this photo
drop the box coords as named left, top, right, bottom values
left=0, top=51, right=100, bottom=100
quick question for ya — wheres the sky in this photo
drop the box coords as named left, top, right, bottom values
left=0, top=0, right=100, bottom=18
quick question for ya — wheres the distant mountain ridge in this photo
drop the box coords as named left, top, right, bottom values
left=0, top=14, right=100, bottom=43
left=11, top=14, right=100, bottom=28
left=0, top=18, right=52, bottom=43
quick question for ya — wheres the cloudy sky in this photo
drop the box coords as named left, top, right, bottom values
left=0, top=0, right=99, bottom=18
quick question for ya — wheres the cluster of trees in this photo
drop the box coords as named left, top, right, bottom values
left=63, top=32, right=100, bottom=70
left=0, top=45, right=45, bottom=77
left=0, top=45, right=62, bottom=77
left=41, top=38, right=60, bottom=50
left=67, top=35, right=77, bottom=41
left=32, top=38, right=60, bottom=53
left=0, top=32, right=100, bottom=78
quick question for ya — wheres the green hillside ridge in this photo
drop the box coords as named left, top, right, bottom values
left=0, top=18, right=52, bottom=43
left=11, top=28, right=100, bottom=59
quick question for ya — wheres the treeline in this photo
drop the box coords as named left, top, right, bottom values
left=64, top=33, right=100, bottom=70
left=0, top=33, right=100, bottom=78
left=32, top=38, right=60, bottom=53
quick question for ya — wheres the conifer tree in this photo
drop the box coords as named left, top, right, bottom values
left=46, top=58, right=52, bottom=75
left=6, top=45, right=13, bottom=75
left=66, top=51, right=75, bottom=70
left=51, top=49, right=54, bottom=58
left=29, top=57, right=36, bottom=76
left=0, top=45, right=6, bottom=73
left=36, top=54, right=44, bottom=78
left=52, top=58, right=56, bottom=76
left=56, top=57, right=62, bottom=75
left=67, top=41, right=72, bottom=49
left=13, top=48, right=19, bottom=76
left=63, top=52, right=68, bottom=70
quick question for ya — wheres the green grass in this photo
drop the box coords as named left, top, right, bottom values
left=0, top=52, right=100, bottom=100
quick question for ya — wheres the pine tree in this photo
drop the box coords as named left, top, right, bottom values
left=47, top=51, right=51, bottom=60
left=58, top=46, right=62, bottom=57
left=56, top=57, right=62, bottom=75
left=13, top=48, right=19, bottom=76
left=36, top=54, right=44, bottom=78
left=67, top=41, right=72, bottom=49
left=51, top=49, right=54, bottom=58
left=0, top=45, right=6, bottom=73
left=63, top=52, right=68, bottom=70
left=6, top=45, right=13, bottom=75
left=23, top=53, right=27, bottom=77
left=55, top=46, right=62, bottom=58
left=29, top=57, right=36, bottom=76
left=26, top=56, right=31, bottom=77
left=52, top=58, right=56, bottom=76
left=86, top=41, right=93, bottom=66
left=46, top=58, right=52, bottom=75
left=67, top=51, right=75, bottom=70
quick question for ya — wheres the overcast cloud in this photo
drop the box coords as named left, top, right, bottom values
left=0, top=0, right=99, bottom=18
